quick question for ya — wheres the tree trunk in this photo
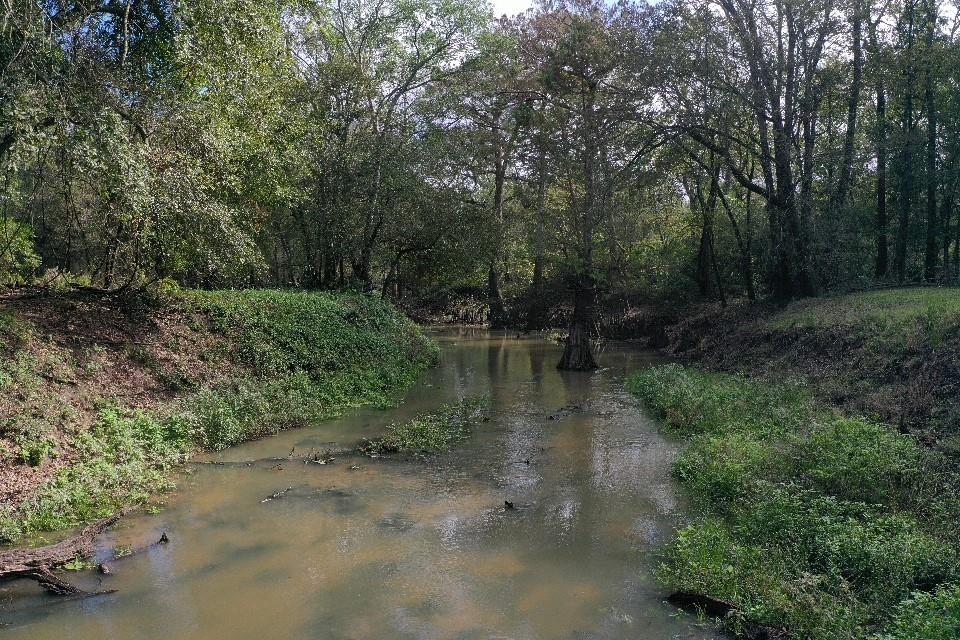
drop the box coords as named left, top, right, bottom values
left=557, top=278, right=597, bottom=371
left=896, top=0, right=917, bottom=283
left=922, top=0, right=938, bottom=281
left=833, top=0, right=863, bottom=214
left=875, top=81, right=889, bottom=278
left=526, top=254, right=547, bottom=330
left=695, top=183, right=715, bottom=297
left=943, top=184, right=954, bottom=281
left=487, top=262, right=507, bottom=329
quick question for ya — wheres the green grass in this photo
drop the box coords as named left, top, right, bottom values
left=627, top=363, right=814, bottom=438
left=630, top=364, right=960, bottom=639
left=360, top=398, right=490, bottom=455
left=0, top=290, right=439, bottom=543
left=768, top=287, right=960, bottom=350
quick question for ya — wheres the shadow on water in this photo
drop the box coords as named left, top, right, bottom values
left=0, top=328, right=719, bottom=640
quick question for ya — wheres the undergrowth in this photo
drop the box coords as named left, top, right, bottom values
left=630, top=363, right=960, bottom=640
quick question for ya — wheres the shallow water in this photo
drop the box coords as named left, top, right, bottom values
left=0, top=329, right=717, bottom=640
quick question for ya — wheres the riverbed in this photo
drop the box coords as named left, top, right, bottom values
left=0, top=329, right=717, bottom=639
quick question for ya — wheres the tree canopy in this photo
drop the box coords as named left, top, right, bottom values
left=4, top=0, right=960, bottom=366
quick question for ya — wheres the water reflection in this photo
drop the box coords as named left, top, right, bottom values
left=0, top=329, right=717, bottom=640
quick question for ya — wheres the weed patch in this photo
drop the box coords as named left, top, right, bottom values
left=631, top=364, right=960, bottom=639
left=360, top=398, right=490, bottom=455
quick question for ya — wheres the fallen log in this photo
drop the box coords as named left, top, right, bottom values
left=0, top=510, right=128, bottom=597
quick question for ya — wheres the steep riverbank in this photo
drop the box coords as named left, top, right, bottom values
left=659, top=287, right=960, bottom=454
left=627, top=287, right=960, bottom=639
left=0, top=289, right=437, bottom=544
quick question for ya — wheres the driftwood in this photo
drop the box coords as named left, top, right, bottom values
left=667, top=591, right=789, bottom=640
left=0, top=510, right=128, bottom=597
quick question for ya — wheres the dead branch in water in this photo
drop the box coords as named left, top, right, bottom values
left=0, top=510, right=128, bottom=597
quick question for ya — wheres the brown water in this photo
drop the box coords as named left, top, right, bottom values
left=0, top=329, right=717, bottom=640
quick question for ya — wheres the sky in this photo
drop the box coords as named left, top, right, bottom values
left=491, top=0, right=533, bottom=16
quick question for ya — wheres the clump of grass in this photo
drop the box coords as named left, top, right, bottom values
left=630, top=364, right=960, bottom=639
left=360, top=398, right=490, bottom=455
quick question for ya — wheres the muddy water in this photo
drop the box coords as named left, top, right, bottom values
left=0, top=329, right=716, bottom=640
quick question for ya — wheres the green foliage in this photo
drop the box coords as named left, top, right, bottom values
left=659, top=519, right=867, bottom=639
left=0, top=406, right=188, bottom=542
left=673, top=433, right=780, bottom=508
left=879, top=584, right=960, bottom=640
left=628, top=363, right=814, bottom=438
left=799, top=419, right=926, bottom=507
left=360, top=398, right=490, bottom=455
left=188, top=289, right=438, bottom=381
left=634, top=364, right=960, bottom=639
left=15, top=430, right=56, bottom=467
left=735, top=488, right=957, bottom=612
left=180, top=290, right=439, bottom=450
left=183, top=372, right=400, bottom=451
left=0, top=219, right=40, bottom=285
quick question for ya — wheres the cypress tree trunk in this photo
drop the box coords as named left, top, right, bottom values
left=557, top=277, right=597, bottom=371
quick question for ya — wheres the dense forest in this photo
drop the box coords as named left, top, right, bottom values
left=4, top=0, right=960, bottom=368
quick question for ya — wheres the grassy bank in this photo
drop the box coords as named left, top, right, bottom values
left=629, top=365, right=960, bottom=639
left=0, top=289, right=438, bottom=544
left=664, top=287, right=960, bottom=455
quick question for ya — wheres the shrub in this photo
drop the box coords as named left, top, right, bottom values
left=632, top=364, right=960, bottom=639
left=659, top=519, right=866, bottom=639
left=0, top=219, right=40, bottom=286
left=735, top=488, right=958, bottom=612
